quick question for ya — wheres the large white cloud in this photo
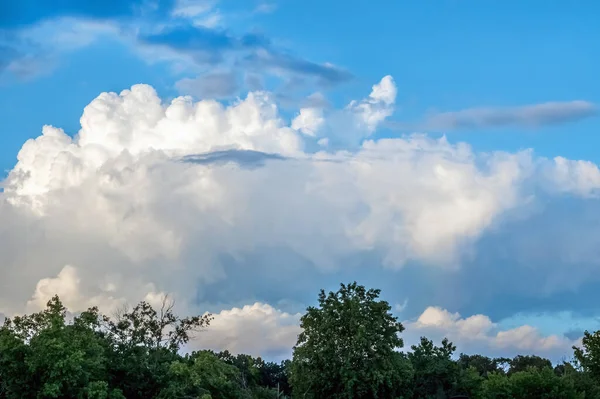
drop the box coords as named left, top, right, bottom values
left=2, top=75, right=600, bottom=359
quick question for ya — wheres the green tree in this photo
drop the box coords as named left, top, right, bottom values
left=457, top=354, right=503, bottom=377
left=0, top=296, right=123, bottom=399
left=161, top=350, right=248, bottom=399
left=217, top=351, right=262, bottom=389
left=508, top=355, right=552, bottom=375
left=102, top=295, right=212, bottom=399
left=574, top=330, right=600, bottom=379
left=509, top=367, right=582, bottom=399
left=481, top=372, right=513, bottom=399
left=482, top=367, right=585, bottom=399
left=290, top=282, right=411, bottom=399
left=408, top=337, right=458, bottom=399
left=453, top=366, right=484, bottom=399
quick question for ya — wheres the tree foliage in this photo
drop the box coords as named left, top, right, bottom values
left=2, top=284, right=600, bottom=399
left=291, top=282, right=412, bottom=399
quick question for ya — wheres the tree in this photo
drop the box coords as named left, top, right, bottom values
left=481, top=367, right=585, bottom=399
left=102, top=295, right=213, bottom=399
left=258, top=360, right=291, bottom=396
left=408, top=337, right=458, bottom=399
left=161, top=351, right=248, bottom=399
left=0, top=296, right=123, bottom=399
left=217, top=351, right=262, bottom=390
left=457, top=354, right=503, bottom=377
left=507, top=355, right=552, bottom=375
left=290, top=282, right=411, bottom=399
left=103, top=295, right=212, bottom=352
left=453, top=366, right=484, bottom=399
left=574, top=330, right=600, bottom=378
left=481, top=372, right=513, bottom=399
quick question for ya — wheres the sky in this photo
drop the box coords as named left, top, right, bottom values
left=1, top=0, right=600, bottom=362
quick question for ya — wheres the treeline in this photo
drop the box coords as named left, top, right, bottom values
left=1, top=283, right=600, bottom=398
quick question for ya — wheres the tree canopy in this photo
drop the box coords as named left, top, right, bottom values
left=291, top=282, right=411, bottom=399
left=1, top=283, right=600, bottom=399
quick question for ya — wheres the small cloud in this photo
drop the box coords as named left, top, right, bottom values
left=138, top=25, right=270, bottom=66
left=395, top=299, right=409, bottom=313
left=176, top=71, right=239, bottom=98
left=180, top=149, right=287, bottom=169
left=244, top=49, right=353, bottom=87
left=171, top=0, right=216, bottom=19
left=317, top=138, right=329, bottom=147
left=254, top=3, right=277, bottom=14
left=423, top=101, right=597, bottom=130
left=292, top=107, right=324, bottom=136
left=302, top=92, right=330, bottom=109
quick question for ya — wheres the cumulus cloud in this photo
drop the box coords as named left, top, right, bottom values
left=291, top=75, right=398, bottom=144
left=403, top=307, right=579, bottom=361
left=347, top=75, right=397, bottom=133
left=196, top=303, right=301, bottom=359
left=545, top=156, right=600, bottom=197
left=2, top=76, right=600, bottom=358
left=291, top=107, right=324, bottom=136
left=423, top=101, right=597, bottom=130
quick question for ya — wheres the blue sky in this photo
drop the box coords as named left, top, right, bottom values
left=2, top=0, right=600, bottom=360
left=3, top=0, right=600, bottom=172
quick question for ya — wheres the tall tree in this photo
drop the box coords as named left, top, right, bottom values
left=408, top=337, right=458, bottom=399
left=290, top=282, right=412, bottom=399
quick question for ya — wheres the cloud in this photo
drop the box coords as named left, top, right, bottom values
left=180, top=149, right=286, bottom=168
left=176, top=71, right=239, bottom=98
left=2, top=76, right=600, bottom=358
left=253, top=3, right=277, bottom=15
left=423, top=101, right=597, bottom=130
left=347, top=75, right=397, bottom=133
left=1, top=1, right=352, bottom=96
left=403, top=307, right=579, bottom=361
left=188, top=303, right=581, bottom=362
left=171, top=0, right=220, bottom=27
left=290, top=75, right=397, bottom=145
left=291, top=107, right=324, bottom=136
left=243, top=49, right=353, bottom=86
left=26, top=265, right=126, bottom=314
left=139, top=25, right=267, bottom=65
left=195, top=303, right=301, bottom=359
left=0, top=17, right=120, bottom=79
left=139, top=24, right=352, bottom=87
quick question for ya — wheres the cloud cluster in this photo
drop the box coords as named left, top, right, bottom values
left=2, top=75, right=600, bottom=359
left=403, top=307, right=578, bottom=361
